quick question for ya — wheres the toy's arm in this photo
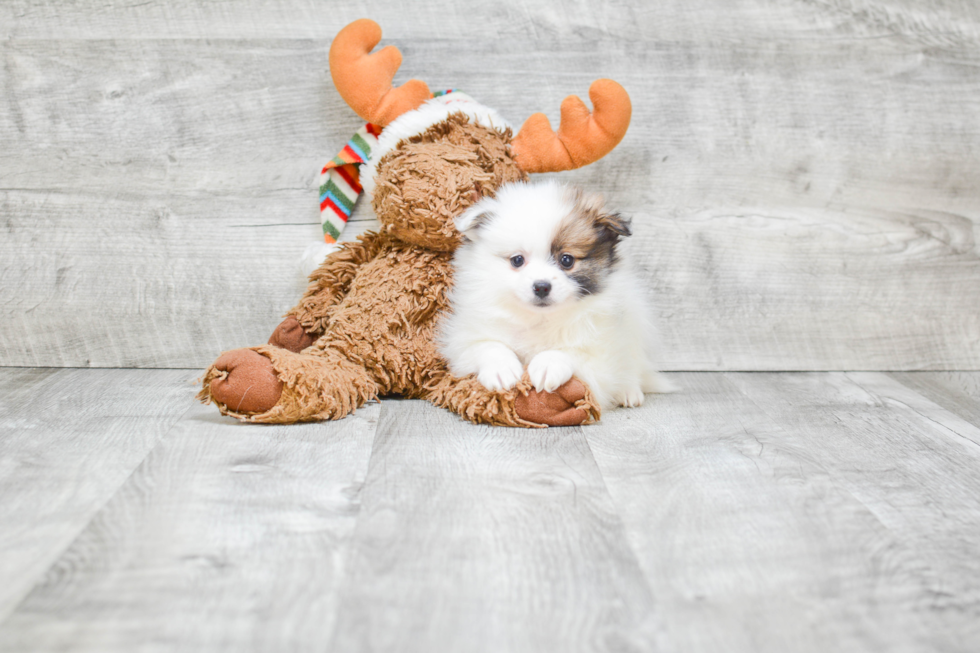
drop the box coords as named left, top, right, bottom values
left=423, top=370, right=601, bottom=428
left=268, top=231, right=391, bottom=352
left=290, top=231, right=390, bottom=327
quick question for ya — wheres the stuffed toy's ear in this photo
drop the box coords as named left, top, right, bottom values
left=511, top=79, right=631, bottom=174
left=454, top=197, right=498, bottom=240
left=329, top=19, right=431, bottom=126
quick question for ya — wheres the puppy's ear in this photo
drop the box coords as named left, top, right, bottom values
left=596, top=211, right=632, bottom=239
left=455, top=197, right=497, bottom=240
left=570, top=188, right=632, bottom=240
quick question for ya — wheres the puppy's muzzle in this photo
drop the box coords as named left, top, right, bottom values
left=532, top=280, right=551, bottom=299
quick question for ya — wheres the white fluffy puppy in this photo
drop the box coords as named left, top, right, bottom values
left=439, top=180, right=673, bottom=411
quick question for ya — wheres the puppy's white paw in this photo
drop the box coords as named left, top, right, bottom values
left=528, top=350, right=575, bottom=393
left=477, top=356, right=524, bottom=391
left=619, top=386, right=646, bottom=408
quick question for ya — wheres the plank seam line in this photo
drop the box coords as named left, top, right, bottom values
left=577, top=424, right=661, bottom=607
left=715, top=372, right=912, bottom=534
left=321, top=400, right=386, bottom=650
left=0, top=394, right=197, bottom=627
left=887, top=373, right=980, bottom=429
left=847, top=373, right=980, bottom=455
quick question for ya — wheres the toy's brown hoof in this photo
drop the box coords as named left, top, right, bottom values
left=268, top=316, right=316, bottom=353
left=209, top=349, right=283, bottom=414
left=515, top=379, right=591, bottom=427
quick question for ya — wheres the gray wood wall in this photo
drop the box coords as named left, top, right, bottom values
left=2, top=0, right=978, bottom=370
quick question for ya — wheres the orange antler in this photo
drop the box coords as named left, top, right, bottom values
left=511, top=80, right=632, bottom=173
left=329, top=19, right=431, bottom=127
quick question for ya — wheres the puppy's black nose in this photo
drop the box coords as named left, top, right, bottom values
left=532, top=280, right=551, bottom=298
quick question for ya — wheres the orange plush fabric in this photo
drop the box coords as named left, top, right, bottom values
left=329, top=19, right=431, bottom=126
left=510, top=79, right=632, bottom=173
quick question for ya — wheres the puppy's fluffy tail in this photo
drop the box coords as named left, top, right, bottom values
left=642, top=369, right=679, bottom=394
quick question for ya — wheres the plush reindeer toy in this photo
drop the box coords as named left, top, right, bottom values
left=199, top=18, right=632, bottom=427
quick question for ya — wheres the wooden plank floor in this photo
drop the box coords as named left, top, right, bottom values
left=1, top=369, right=978, bottom=652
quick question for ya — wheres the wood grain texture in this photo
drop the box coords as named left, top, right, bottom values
left=888, top=372, right=980, bottom=427
left=1, top=190, right=358, bottom=367
left=586, top=372, right=980, bottom=652
left=729, top=372, right=980, bottom=648
left=327, top=400, right=662, bottom=653
left=1, top=0, right=977, bottom=42
left=0, top=401, right=381, bottom=653
left=1, top=1, right=979, bottom=369
left=1, top=370, right=980, bottom=651
left=0, top=368, right=193, bottom=621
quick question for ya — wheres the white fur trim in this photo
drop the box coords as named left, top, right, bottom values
left=361, top=92, right=512, bottom=200
left=298, top=241, right=340, bottom=280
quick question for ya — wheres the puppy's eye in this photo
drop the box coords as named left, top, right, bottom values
left=559, top=253, right=575, bottom=269
left=510, top=254, right=525, bottom=268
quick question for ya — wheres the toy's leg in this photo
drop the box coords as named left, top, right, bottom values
left=268, top=316, right=316, bottom=352
left=422, top=368, right=601, bottom=428
left=201, top=349, right=284, bottom=413
left=198, top=345, right=378, bottom=423
left=515, top=380, right=602, bottom=426
left=265, top=233, right=393, bottom=353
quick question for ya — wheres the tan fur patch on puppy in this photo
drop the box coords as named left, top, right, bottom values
left=551, top=189, right=631, bottom=296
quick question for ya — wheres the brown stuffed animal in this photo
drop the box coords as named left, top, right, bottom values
left=198, top=18, right=632, bottom=427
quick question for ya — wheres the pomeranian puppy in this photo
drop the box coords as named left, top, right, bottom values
left=439, top=180, right=673, bottom=411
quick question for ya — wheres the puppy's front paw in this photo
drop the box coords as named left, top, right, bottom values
left=618, top=386, right=645, bottom=408
left=528, top=350, right=575, bottom=393
left=477, top=356, right=524, bottom=391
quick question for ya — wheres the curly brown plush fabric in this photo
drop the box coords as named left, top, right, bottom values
left=373, top=115, right=525, bottom=250
left=198, top=113, right=601, bottom=427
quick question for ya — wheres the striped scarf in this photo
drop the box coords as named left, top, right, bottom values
left=318, top=122, right=381, bottom=243
left=317, top=90, right=459, bottom=244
